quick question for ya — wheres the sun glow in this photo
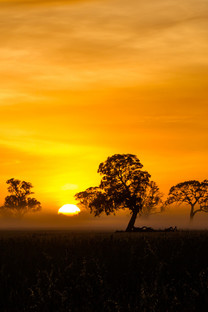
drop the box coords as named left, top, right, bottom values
left=58, top=204, right=80, bottom=216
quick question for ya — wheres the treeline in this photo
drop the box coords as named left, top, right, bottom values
left=0, top=154, right=208, bottom=231
left=75, top=154, right=208, bottom=231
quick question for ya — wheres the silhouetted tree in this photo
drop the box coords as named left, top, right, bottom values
left=166, top=180, right=208, bottom=220
left=75, top=154, right=162, bottom=231
left=1, top=178, right=41, bottom=218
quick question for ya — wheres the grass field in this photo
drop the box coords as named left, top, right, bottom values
left=0, top=230, right=208, bottom=311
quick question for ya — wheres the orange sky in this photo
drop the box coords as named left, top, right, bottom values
left=0, top=0, right=208, bottom=228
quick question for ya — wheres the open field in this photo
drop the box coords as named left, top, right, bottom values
left=0, top=230, right=208, bottom=311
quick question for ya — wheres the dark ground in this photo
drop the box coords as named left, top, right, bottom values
left=0, top=230, right=208, bottom=312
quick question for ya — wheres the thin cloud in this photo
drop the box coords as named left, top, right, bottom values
left=0, top=0, right=91, bottom=6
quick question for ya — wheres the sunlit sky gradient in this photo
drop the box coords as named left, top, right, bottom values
left=0, top=0, right=208, bottom=228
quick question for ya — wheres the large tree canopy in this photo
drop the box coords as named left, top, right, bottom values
left=166, top=180, right=208, bottom=220
left=1, top=178, right=41, bottom=218
left=75, top=154, right=162, bottom=231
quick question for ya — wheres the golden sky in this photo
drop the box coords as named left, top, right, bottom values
left=0, top=0, right=208, bottom=227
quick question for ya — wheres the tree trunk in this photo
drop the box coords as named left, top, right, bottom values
left=190, top=205, right=195, bottom=221
left=125, top=210, right=138, bottom=232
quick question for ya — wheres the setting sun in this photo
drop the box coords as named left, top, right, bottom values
left=58, top=204, right=80, bottom=216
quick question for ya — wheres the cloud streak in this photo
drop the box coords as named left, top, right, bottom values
left=0, top=0, right=207, bottom=93
left=0, top=0, right=91, bottom=6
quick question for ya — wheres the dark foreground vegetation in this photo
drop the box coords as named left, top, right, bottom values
left=0, top=231, right=208, bottom=312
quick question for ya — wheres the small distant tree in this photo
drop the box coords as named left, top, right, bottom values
left=75, top=154, right=163, bottom=231
left=166, top=180, right=208, bottom=220
left=1, top=178, right=41, bottom=218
